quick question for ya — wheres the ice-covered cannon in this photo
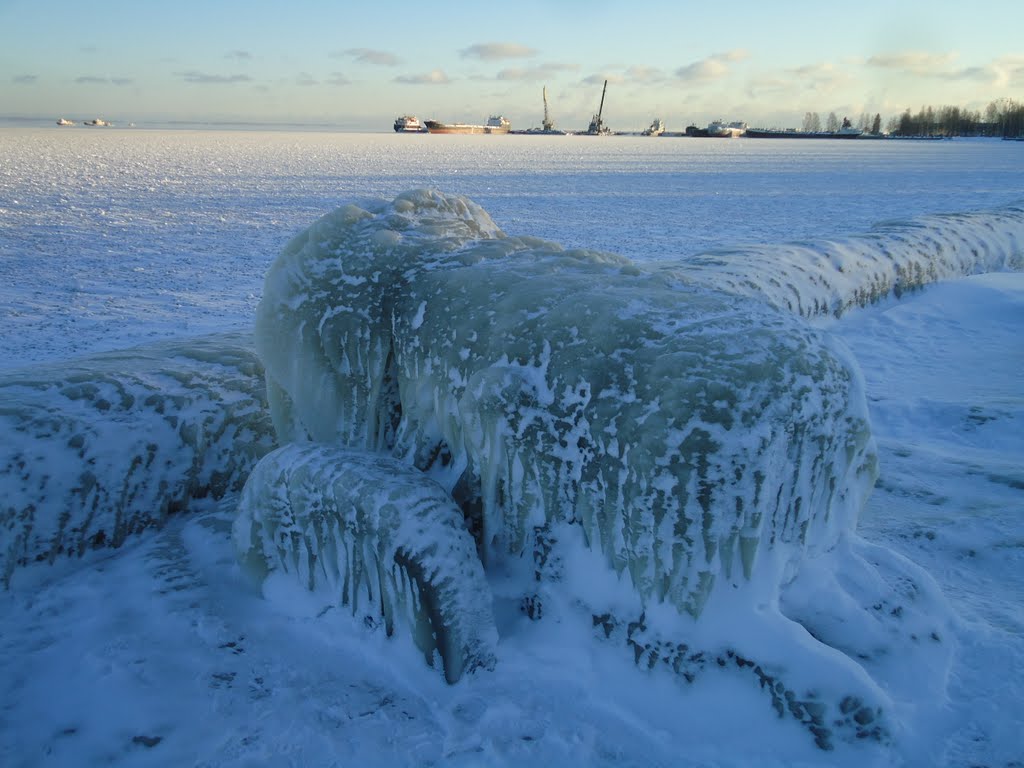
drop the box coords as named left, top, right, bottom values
left=237, top=190, right=967, bottom=747
left=234, top=442, right=497, bottom=683
left=251, top=189, right=877, bottom=616
left=0, top=333, right=275, bottom=587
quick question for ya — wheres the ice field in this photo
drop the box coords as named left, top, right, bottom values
left=1, top=128, right=1022, bottom=767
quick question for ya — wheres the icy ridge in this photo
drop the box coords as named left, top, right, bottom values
left=673, top=202, right=1024, bottom=318
left=0, top=333, right=276, bottom=586
left=234, top=442, right=498, bottom=682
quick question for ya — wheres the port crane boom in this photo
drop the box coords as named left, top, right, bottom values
left=587, top=79, right=609, bottom=135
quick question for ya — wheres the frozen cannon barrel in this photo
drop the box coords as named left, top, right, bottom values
left=233, top=442, right=498, bottom=683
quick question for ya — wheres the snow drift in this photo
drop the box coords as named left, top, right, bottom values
left=0, top=333, right=275, bottom=586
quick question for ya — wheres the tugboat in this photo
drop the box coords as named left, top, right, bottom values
left=56, top=118, right=75, bottom=126
left=393, top=115, right=427, bottom=133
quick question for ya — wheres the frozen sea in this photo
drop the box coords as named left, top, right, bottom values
left=1, top=127, right=1022, bottom=767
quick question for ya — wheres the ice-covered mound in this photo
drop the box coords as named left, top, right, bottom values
left=249, top=189, right=975, bottom=747
left=0, top=333, right=275, bottom=586
left=255, top=189, right=878, bottom=623
left=234, top=443, right=498, bottom=683
left=676, top=202, right=1024, bottom=318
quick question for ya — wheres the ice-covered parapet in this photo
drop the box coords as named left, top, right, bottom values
left=234, top=442, right=498, bottom=683
left=674, top=202, right=1024, bottom=318
left=255, top=189, right=877, bottom=621
left=0, top=333, right=275, bottom=586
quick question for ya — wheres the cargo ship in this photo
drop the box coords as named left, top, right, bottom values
left=393, top=115, right=427, bottom=133
left=745, top=118, right=863, bottom=139
left=424, top=116, right=511, bottom=135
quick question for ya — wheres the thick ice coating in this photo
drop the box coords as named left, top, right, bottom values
left=254, top=189, right=878, bottom=620
left=677, top=203, right=1024, bottom=318
left=234, top=442, right=498, bottom=683
left=0, top=334, right=275, bottom=586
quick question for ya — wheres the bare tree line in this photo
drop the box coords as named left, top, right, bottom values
left=800, top=99, right=1023, bottom=138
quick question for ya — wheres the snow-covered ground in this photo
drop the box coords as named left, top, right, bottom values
left=1, top=128, right=1022, bottom=767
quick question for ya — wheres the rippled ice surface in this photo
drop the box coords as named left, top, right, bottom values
left=1, top=128, right=1022, bottom=366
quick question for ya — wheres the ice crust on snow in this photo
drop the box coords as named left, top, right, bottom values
left=234, top=442, right=498, bottom=682
left=0, top=333, right=275, bottom=586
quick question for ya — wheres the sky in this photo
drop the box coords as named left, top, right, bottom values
left=2, top=0, right=1022, bottom=131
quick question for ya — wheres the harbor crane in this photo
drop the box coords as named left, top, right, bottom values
left=587, top=79, right=610, bottom=135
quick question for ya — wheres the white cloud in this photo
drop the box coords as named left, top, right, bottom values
left=674, top=51, right=749, bottom=83
left=339, top=48, right=401, bottom=67
left=177, top=71, right=253, bottom=84
left=866, top=51, right=958, bottom=75
left=581, top=73, right=625, bottom=86
left=624, top=66, right=666, bottom=84
left=460, top=42, right=537, bottom=61
left=74, top=75, right=135, bottom=86
left=395, top=69, right=450, bottom=85
left=496, top=62, right=577, bottom=81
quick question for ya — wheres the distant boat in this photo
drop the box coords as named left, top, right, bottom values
left=393, top=115, right=427, bottom=133
left=642, top=119, right=665, bottom=136
left=83, top=118, right=110, bottom=127
left=512, top=126, right=569, bottom=136
left=56, top=118, right=75, bottom=126
left=424, top=116, right=511, bottom=135
left=707, top=120, right=747, bottom=138
left=746, top=117, right=863, bottom=139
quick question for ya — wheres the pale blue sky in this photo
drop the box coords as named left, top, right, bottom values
left=2, top=0, right=1021, bottom=130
